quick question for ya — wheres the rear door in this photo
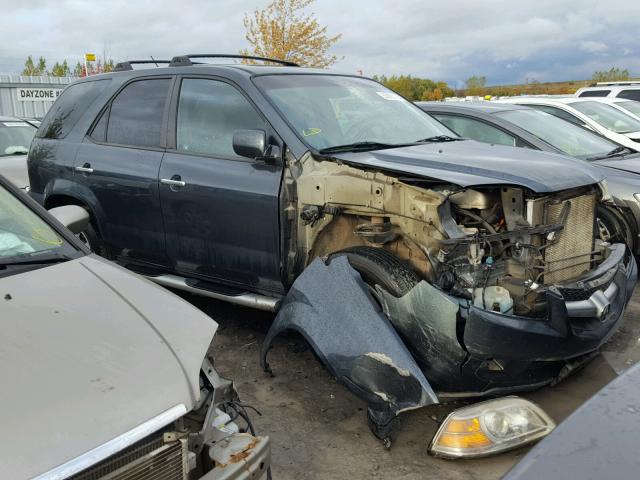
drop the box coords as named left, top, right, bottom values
left=74, top=77, right=173, bottom=266
left=159, top=76, right=284, bottom=294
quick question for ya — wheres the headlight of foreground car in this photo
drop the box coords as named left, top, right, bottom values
left=429, top=397, right=555, bottom=459
left=633, top=193, right=640, bottom=204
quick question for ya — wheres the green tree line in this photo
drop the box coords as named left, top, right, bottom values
left=22, top=55, right=115, bottom=77
left=373, top=75, right=455, bottom=101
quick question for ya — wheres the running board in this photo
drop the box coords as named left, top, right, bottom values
left=148, top=274, right=281, bottom=312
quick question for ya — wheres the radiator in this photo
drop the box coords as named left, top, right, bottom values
left=69, top=434, right=189, bottom=480
left=542, top=192, right=596, bottom=284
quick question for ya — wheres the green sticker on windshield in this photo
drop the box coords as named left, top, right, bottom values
left=303, top=128, right=322, bottom=137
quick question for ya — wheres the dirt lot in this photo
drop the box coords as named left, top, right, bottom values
left=183, top=288, right=640, bottom=480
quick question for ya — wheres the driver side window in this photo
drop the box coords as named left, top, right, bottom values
left=432, top=114, right=516, bottom=147
left=176, top=79, right=266, bottom=159
left=527, top=105, right=585, bottom=127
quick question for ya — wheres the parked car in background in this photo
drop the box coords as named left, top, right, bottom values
left=0, top=116, right=36, bottom=189
left=28, top=55, right=637, bottom=444
left=575, top=81, right=640, bottom=101
left=499, top=97, right=640, bottom=150
left=0, top=173, right=270, bottom=479
left=611, top=98, right=640, bottom=119
left=502, top=361, right=640, bottom=480
left=418, top=101, right=640, bottom=254
left=590, top=97, right=640, bottom=121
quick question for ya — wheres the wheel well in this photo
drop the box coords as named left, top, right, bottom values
left=45, top=194, right=85, bottom=209
left=44, top=194, right=103, bottom=237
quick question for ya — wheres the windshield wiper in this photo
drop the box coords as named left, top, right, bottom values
left=588, top=146, right=635, bottom=161
left=0, top=252, right=71, bottom=269
left=414, top=135, right=463, bottom=143
left=318, top=141, right=407, bottom=154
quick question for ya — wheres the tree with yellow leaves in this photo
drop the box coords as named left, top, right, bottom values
left=241, top=0, right=341, bottom=68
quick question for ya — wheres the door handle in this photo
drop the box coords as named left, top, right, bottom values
left=75, top=163, right=94, bottom=174
left=161, top=176, right=186, bottom=188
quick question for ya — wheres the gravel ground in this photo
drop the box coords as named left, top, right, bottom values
left=181, top=287, right=640, bottom=480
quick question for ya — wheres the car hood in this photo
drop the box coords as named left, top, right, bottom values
left=329, top=140, right=604, bottom=192
left=594, top=154, right=640, bottom=175
left=0, top=255, right=217, bottom=479
left=0, top=154, right=29, bottom=189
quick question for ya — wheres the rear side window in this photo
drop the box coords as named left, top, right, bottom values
left=106, top=78, right=171, bottom=148
left=578, top=90, right=610, bottom=97
left=37, top=80, right=110, bottom=139
left=432, top=114, right=516, bottom=147
left=617, top=89, right=640, bottom=101
left=176, top=78, right=266, bottom=159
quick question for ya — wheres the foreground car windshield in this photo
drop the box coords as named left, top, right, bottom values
left=0, top=184, right=73, bottom=266
left=494, top=109, right=618, bottom=159
left=255, top=74, right=453, bottom=150
left=568, top=101, right=640, bottom=134
left=0, top=121, right=36, bottom=156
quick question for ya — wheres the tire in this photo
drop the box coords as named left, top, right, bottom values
left=78, top=220, right=113, bottom=260
left=328, top=246, right=420, bottom=297
left=597, top=205, right=634, bottom=250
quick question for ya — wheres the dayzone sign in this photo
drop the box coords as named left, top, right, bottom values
left=16, top=87, right=63, bottom=102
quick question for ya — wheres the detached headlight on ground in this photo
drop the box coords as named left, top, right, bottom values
left=429, top=397, right=555, bottom=459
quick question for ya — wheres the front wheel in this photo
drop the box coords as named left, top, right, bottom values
left=597, top=205, right=635, bottom=251
left=328, top=246, right=420, bottom=297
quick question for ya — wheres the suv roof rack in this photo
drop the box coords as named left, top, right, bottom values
left=594, top=80, right=640, bottom=86
left=114, top=60, right=172, bottom=72
left=169, top=54, right=299, bottom=67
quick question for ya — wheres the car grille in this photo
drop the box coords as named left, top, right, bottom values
left=69, top=434, right=189, bottom=480
left=541, top=192, right=596, bottom=284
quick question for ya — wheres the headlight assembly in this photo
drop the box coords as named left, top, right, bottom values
left=429, top=396, right=555, bottom=459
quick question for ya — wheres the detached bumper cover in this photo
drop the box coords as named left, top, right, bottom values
left=260, top=256, right=438, bottom=440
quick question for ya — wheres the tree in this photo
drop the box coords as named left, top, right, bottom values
left=51, top=60, right=71, bottom=77
left=22, top=55, right=47, bottom=76
left=373, top=75, right=454, bottom=101
left=465, top=75, right=487, bottom=95
left=241, top=0, right=341, bottom=68
left=592, top=67, right=630, bottom=82
left=73, top=62, right=85, bottom=77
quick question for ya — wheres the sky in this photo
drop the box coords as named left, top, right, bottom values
left=1, top=0, right=639, bottom=86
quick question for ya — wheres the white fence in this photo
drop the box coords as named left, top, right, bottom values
left=0, top=75, right=78, bottom=119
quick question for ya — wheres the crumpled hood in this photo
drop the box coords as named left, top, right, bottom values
left=0, top=154, right=29, bottom=189
left=594, top=153, right=640, bottom=176
left=0, top=255, right=217, bottom=479
left=330, top=140, right=604, bottom=192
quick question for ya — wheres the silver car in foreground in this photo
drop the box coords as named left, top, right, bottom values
left=0, top=174, right=270, bottom=479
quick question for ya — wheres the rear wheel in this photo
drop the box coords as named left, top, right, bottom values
left=328, top=246, right=420, bottom=297
left=77, top=219, right=114, bottom=260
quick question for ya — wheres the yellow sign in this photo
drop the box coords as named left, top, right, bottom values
left=85, top=53, right=96, bottom=62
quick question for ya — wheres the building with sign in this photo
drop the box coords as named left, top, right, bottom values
left=0, top=75, right=77, bottom=119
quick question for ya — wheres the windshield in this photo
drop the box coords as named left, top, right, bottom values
left=255, top=75, right=454, bottom=151
left=494, top=109, right=618, bottom=159
left=0, top=121, right=36, bottom=156
left=0, top=183, right=75, bottom=267
left=615, top=101, right=640, bottom=118
left=568, top=101, right=640, bottom=134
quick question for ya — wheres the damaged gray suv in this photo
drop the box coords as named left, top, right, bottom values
left=27, top=55, right=637, bottom=444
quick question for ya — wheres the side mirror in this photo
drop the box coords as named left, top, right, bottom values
left=233, top=129, right=280, bottom=162
left=48, top=205, right=90, bottom=235
left=233, top=129, right=267, bottom=159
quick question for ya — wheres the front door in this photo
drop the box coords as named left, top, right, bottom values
left=159, top=77, right=284, bottom=294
